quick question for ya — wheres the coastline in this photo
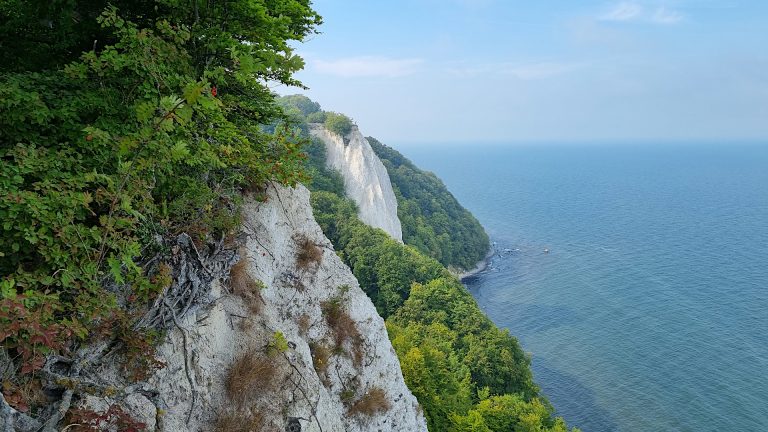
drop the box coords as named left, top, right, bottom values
left=457, top=246, right=495, bottom=281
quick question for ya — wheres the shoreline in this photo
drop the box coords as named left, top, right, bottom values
left=458, top=246, right=495, bottom=281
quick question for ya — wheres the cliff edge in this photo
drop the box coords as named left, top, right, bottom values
left=6, top=184, right=424, bottom=432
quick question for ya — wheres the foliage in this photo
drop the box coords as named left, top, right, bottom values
left=391, top=278, right=537, bottom=397
left=450, top=394, right=578, bottom=432
left=293, top=98, right=577, bottom=431
left=310, top=191, right=448, bottom=317
left=277, top=94, right=322, bottom=118
left=307, top=111, right=328, bottom=123
left=368, top=137, right=490, bottom=270
left=303, top=137, right=346, bottom=195
left=0, top=0, right=320, bottom=392
left=324, top=112, right=354, bottom=137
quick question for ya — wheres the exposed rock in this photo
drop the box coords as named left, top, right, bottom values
left=310, top=124, right=403, bottom=241
left=71, top=184, right=425, bottom=432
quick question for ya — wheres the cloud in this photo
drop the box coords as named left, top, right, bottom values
left=312, top=56, right=423, bottom=78
left=652, top=7, right=684, bottom=24
left=598, top=2, right=684, bottom=25
left=599, top=2, right=643, bottom=22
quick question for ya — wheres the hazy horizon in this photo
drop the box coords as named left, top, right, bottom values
left=284, top=0, right=768, bottom=144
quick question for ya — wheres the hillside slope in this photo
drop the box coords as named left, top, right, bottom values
left=367, top=137, right=490, bottom=271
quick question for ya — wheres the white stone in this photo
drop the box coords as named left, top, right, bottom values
left=135, top=184, right=425, bottom=431
left=310, top=124, right=403, bottom=241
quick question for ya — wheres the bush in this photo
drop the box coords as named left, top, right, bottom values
left=348, top=387, right=390, bottom=416
left=295, top=235, right=323, bottom=270
left=230, top=259, right=265, bottom=314
left=215, top=409, right=266, bottom=432
left=321, top=291, right=363, bottom=365
left=306, top=111, right=327, bottom=123
left=324, top=112, right=354, bottom=137
left=0, top=1, right=320, bottom=385
left=225, top=351, right=279, bottom=406
left=277, top=95, right=322, bottom=117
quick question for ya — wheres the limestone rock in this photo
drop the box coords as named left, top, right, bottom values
left=310, top=124, right=403, bottom=241
left=89, top=184, right=425, bottom=432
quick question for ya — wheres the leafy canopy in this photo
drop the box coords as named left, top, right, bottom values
left=0, top=1, right=320, bottom=375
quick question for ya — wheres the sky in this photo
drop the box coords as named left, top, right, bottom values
left=282, top=0, right=768, bottom=144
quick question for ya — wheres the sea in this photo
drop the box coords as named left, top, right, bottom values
left=401, top=143, right=768, bottom=432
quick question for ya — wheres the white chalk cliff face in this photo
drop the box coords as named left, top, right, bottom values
left=76, top=185, right=425, bottom=432
left=310, top=124, right=403, bottom=242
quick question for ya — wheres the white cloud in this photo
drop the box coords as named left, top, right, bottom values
left=598, top=2, right=684, bottom=25
left=599, top=2, right=644, bottom=22
left=312, top=56, right=423, bottom=78
left=652, top=7, right=684, bottom=24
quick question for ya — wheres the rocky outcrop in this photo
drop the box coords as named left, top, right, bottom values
left=65, top=184, right=425, bottom=432
left=310, top=124, right=403, bottom=241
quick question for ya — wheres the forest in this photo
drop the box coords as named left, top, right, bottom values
left=280, top=95, right=579, bottom=431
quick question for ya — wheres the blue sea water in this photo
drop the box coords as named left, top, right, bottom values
left=401, top=143, right=768, bottom=432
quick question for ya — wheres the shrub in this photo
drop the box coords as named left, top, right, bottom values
left=225, top=351, right=278, bottom=406
left=295, top=235, right=323, bottom=270
left=348, top=387, right=390, bottom=416
left=306, top=111, right=327, bottom=123
left=215, top=409, right=266, bottom=432
left=309, top=342, right=332, bottom=386
left=320, top=294, right=363, bottom=366
left=230, top=259, right=264, bottom=314
left=324, top=112, right=354, bottom=137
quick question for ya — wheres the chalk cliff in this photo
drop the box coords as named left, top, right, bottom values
left=309, top=124, right=403, bottom=241
left=9, top=185, right=425, bottom=432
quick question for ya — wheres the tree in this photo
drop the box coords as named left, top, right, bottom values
left=325, top=111, right=354, bottom=136
left=1, top=0, right=321, bottom=385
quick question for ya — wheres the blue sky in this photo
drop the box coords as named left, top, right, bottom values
left=284, top=1, right=768, bottom=144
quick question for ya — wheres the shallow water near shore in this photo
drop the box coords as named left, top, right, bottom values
left=401, top=143, right=768, bottom=432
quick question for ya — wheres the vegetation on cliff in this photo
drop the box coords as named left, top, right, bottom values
left=278, top=95, right=579, bottom=431
left=368, top=137, right=490, bottom=270
left=0, top=0, right=320, bottom=420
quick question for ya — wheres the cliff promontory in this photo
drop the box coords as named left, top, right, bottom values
left=309, top=124, right=403, bottom=242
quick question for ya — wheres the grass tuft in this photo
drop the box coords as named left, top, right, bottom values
left=230, top=258, right=264, bottom=314
left=321, top=296, right=364, bottom=366
left=295, top=235, right=322, bottom=270
left=225, top=351, right=278, bottom=406
left=215, top=408, right=266, bottom=432
left=348, top=387, right=390, bottom=416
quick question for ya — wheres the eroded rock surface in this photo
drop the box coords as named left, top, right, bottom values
left=310, top=124, right=403, bottom=241
left=75, top=184, right=424, bottom=432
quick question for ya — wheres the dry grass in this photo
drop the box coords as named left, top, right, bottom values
left=309, top=342, right=331, bottom=382
left=321, top=298, right=364, bottom=366
left=215, top=408, right=266, bottom=432
left=230, top=258, right=264, bottom=314
left=348, top=387, right=390, bottom=416
left=295, top=235, right=322, bottom=270
left=225, top=351, right=278, bottom=406
left=297, top=313, right=311, bottom=336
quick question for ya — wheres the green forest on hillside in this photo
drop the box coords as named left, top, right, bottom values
left=367, top=137, right=490, bottom=271
left=0, top=0, right=577, bottom=426
left=279, top=95, right=579, bottom=432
